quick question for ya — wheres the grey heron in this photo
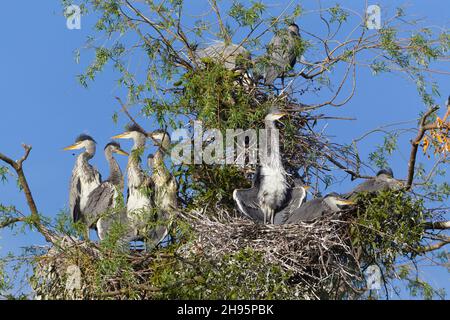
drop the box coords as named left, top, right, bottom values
left=82, top=142, right=129, bottom=241
left=193, top=41, right=251, bottom=71
left=233, top=108, right=289, bottom=224
left=260, top=23, right=302, bottom=86
left=63, top=134, right=101, bottom=237
left=344, top=168, right=403, bottom=198
left=259, top=108, right=289, bottom=224
left=285, top=192, right=355, bottom=224
left=111, top=124, right=154, bottom=242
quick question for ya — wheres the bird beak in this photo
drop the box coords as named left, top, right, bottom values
left=274, top=112, right=287, bottom=120
left=111, top=132, right=130, bottom=139
left=336, top=199, right=355, bottom=206
left=63, top=142, right=81, bottom=151
left=303, top=185, right=311, bottom=190
left=115, top=148, right=129, bottom=156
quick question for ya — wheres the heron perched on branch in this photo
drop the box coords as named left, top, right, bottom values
left=64, top=134, right=101, bottom=237
left=112, top=124, right=154, bottom=242
left=83, top=142, right=129, bottom=241
left=258, top=23, right=302, bottom=86
left=233, top=108, right=289, bottom=224
left=285, top=192, right=355, bottom=224
left=344, top=168, right=403, bottom=199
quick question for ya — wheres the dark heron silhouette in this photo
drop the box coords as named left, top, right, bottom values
left=261, top=23, right=302, bottom=86
left=64, top=134, right=101, bottom=237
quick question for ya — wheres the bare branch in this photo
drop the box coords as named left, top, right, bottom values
left=418, top=237, right=450, bottom=253
left=0, top=144, right=54, bottom=242
left=424, top=221, right=450, bottom=230
left=406, top=106, right=440, bottom=190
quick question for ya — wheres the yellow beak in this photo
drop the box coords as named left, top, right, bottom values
left=111, top=132, right=129, bottom=139
left=63, top=143, right=80, bottom=151
left=303, top=185, right=311, bottom=190
left=275, top=112, right=287, bottom=119
left=115, top=148, right=129, bottom=156
left=338, top=199, right=355, bottom=206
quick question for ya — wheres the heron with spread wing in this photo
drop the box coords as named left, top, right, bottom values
left=233, top=108, right=290, bottom=224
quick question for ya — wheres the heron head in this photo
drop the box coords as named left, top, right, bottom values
left=149, top=129, right=171, bottom=149
left=104, top=141, right=129, bottom=156
left=376, top=167, right=394, bottom=178
left=111, top=123, right=147, bottom=141
left=63, top=134, right=96, bottom=152
left=288, top=23, right=300, bottom=36
left=325, top=192, right=355, bottom=210
left=265, top=108, right=287, bottom=121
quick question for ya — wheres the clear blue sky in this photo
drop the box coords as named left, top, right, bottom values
left=0, top=1, right=448, bottom=298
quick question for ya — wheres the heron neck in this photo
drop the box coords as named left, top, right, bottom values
left=132, top=133, right=146, bottom=151
left=105, top=149, right=123, bottom=188
left=263, top=120, right=283, bottom=169
left=80, top=143, right=95, bottom=162
left=324, top=197, right=339, bottom=212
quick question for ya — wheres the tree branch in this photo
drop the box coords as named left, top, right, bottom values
left=0, top=144, right=54, bottom=242
left=424, top=221, right=450, bottom=230
left=406, top=106, right=440, bottom=190
left=418, top=236, right=450, bottom=253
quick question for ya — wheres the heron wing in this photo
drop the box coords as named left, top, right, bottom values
left=69, top=173, right=82, bottom=223
left=286, top=198, right=325, bottom=223
left=233, top=187, right=264, bottom=222
left=84, top=182, right=116, bottom=228
left=274, top=186, right=306, bottom=224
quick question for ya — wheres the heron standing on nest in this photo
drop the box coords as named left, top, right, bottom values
left=233, top=108, right=289, bottom=224
left=285, top=192, right=355, bottom=223
left=83, top=142, right=129, bottom=241
left=64, top=134, right=101, bottom=238
left=111, top=124, right=154, bottom=242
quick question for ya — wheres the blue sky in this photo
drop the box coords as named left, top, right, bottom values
left=0, top=1, right=448, bottom=298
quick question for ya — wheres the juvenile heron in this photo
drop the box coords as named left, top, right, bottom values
left=261, top=23, right=302, bottom=86
left=285, top=192, right=355, bottom=223
left=233, top=108, right=288, bottom=224
left=149, top=130, right=178, bottom=213
left=63, top=134, right=101, bottom=235
left=345, top=168, right=403, bottom=198
left=111, top=124, right=154, bottom=241
left=83, top=142, right=129, bottom=241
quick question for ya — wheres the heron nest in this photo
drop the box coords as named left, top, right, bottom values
left=30, top=206, right=366, bottom=300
